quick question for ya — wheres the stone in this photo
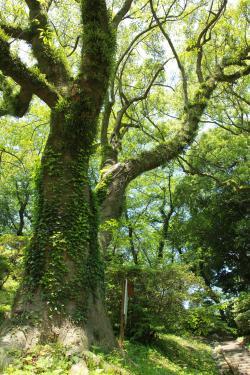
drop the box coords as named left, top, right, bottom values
left=70, top=360, right=89, bottom=375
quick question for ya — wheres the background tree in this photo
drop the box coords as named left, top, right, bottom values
left=0, top=104, right=48, bottom=235
left=171, top=127, right=250, bottom=293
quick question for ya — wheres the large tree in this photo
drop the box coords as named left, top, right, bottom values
left=0, top=0, right=249, bottom=351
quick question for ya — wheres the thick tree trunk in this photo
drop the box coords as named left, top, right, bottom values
left=0, top=104, right=115, bottom=351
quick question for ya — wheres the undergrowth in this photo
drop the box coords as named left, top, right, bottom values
left=1, top=335, right=219, bottom=374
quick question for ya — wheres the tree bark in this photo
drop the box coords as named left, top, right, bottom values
left=0, top=103, right=115, bottom=351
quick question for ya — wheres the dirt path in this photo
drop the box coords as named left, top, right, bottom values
left=214, top=340, right=250, bottom=374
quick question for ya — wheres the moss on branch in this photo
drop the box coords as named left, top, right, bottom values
left=0, top=29, right=59, bottom=107
left=80, top=0, right=116, bottom=104
left=24, top=0, right=71, bottom=88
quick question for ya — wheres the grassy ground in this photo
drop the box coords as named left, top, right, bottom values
left=98, top=335, right=219, bottom=375
left=2, top=334, right=219, bottom=374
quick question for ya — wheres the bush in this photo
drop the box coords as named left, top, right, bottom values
left=105, top=263, right=201, bottom=342
left=0, top=234, right=26, bottom=325
left=232, top=292, right=250, bottom=335
left=185, top=304, right=236, bottom=337
left=0, top=254, right=9, bottom=289
left=0, top=234, right=26, bottom=285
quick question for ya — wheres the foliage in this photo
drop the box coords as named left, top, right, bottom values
left=0, top=234, right=26, bottom=283
left=0, top=234, right=25, bottom=324
left=0, top=254, right=9, bottom=287
left=3, top=344, right=72, bottom=374
left=184, top=304, right=236, bottom=337
left=0, top=104, right=49, bottom=235
left=169, top=128, right=250, bottom=293
left=232, top=292, right=250, bottom=335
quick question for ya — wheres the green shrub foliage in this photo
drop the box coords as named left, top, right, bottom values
left=105, top=263, right=201, bottom=342
left=232, top=292, right=250, bottom=335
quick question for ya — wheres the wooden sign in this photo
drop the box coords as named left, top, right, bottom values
left=119, top=278, right=134, bottom=347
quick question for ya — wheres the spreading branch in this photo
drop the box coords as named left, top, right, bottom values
left=100, top=19, right=158, bottom=166
left=149, top=0, right=188, bottom=104
left=111, top=61, right=167, bottom=147
left=0, top=87, right=32, bottom=118
left=124, top=49, right=249, bottom=181
left=0, top=31, right=59, bottom=108
left=177, top=155, right=223, bottom=185
left=101, top=13, right=177, bottom=169
left=123, top=78, right=216, bottom=181
left=192, top=0, right=228, bottom=82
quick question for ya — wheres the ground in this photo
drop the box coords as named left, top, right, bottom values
left=1, top=334, right=219, bottom=374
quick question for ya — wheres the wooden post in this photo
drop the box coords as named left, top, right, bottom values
left=119, top=278, right=128, bottom=347
left=119, top=278, right=134, bottom=347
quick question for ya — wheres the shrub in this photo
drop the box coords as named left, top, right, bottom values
left=105, top=263, right=201, bottom=342
left=185, top=303, right=236, bottom=337
left=232, top=292, right=250, bottom=335
left=0, top=254, right=9, bottom=289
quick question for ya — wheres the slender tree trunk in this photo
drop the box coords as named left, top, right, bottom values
left=16, top=199, right=28, bottom=236
left=1, top=103, right=115, bottom=351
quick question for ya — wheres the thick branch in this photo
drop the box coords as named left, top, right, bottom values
left=24, top=0, right=71, bottom=88
left=125, top=58, right=250, bottom=180
left=0, top=87, right=32, bottom=118
left=80, top=0, right=115, bottom=104
left=100, top=97, right=118, bottom=168
left=125, top=92, right=214, bottom=180
left=112, top=0, right=134, bottom=28
left=0, top=32, right=59, bottom=108
left=98, top=55, right=249, bottom=245
left=0, top=23, right=32, bottom=42
left=97, top=77, right=217, bottom=244
left=216, top=65, right=250, bottom=83
left=0, top=72, right=32, bottom=117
